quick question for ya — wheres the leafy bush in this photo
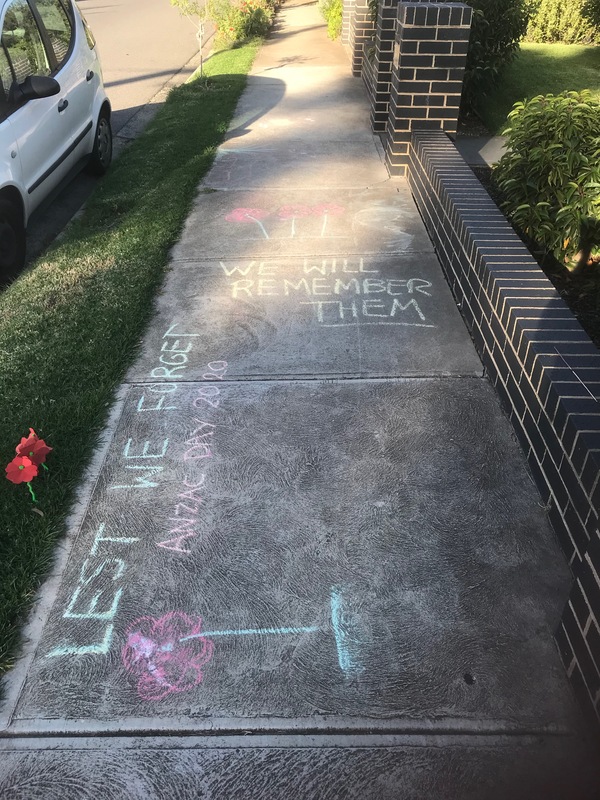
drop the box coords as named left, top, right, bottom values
left=214, top=0, right=274, bottom=44
left=318, top=0, right=343, bottom=40
left=460, top=0, right=536, bottom=109
left=526, top=0, right=599, bottom=43
left=493, top=90, right=600, bottom=267
left=583, top=0, right=600, bottom=28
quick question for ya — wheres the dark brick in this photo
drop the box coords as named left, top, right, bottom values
left=580, top=450, right=600, bottom=497
left=415, top=67, right=449, bottom=80
left=564, top=603, right=600, bottom=696
left=549, top=500, right=577, bottom=563
left=541, top=450, right=570, bottom=511
left=578, top=554, right=600, bottom=621
left=587, top=619, right=600, bottom=674
left=399, top=54, right=436, bottom=67
left=571, top=579, right=592, bottom=630
left=400, top=26, right=437, bottom=40
left=555, top=620, right=575, bottom=668
left=418, top=40, right=452, bottom=54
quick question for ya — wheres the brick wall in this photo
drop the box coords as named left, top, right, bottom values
left=408, top=129, right=600, bottom=730
left=384, top=2, right=472, bottom=176
left=342, top=0, right=376, bottom=76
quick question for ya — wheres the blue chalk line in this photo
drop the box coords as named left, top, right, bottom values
left=180, top=625, right=319, bottom=642
left=330, top=586, right=363, bottom=676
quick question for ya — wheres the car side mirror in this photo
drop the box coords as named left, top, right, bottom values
left=9, top=75, right=60, bottom=104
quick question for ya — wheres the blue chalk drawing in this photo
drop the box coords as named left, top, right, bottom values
left=181, top=625, right=319, bottom=642
left=330, top=586, right=364, bottom=676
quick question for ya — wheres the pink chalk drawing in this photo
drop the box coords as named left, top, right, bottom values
left=122, top=612, right=213, bottom=701
left=225, top=207, right=270, bottom=239
left=277, top=204, right=312, bottom=237
left=311, top=203, right=345, bottom=237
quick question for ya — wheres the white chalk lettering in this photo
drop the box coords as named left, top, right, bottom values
left=284, top=278, right=311, bottom=296
left=123, top=438, right=169, bottom=459
left=110, top=465, right=164, bottom=490
left=219, top=260, right=256, bottom=276
left=390, top=298, right=426, bottom=320
left=161, top=340, right=193, bottom=354
left=137, top=394, right=177, bottom=413
left=334, top=278, right=360, bottom=295
left=151, top=365, right=186, bottom=379
left=79, top=557, right=126, bottom=585
left=163, top=323, right=201, bottom=338
left=90, top=524, right=140, bottom=555
left=363, top=300, right=388, bottom=317
left=63, top=585, right=123, bottom=620
left=231, top=279, right=254, bottom=298
left=46, top=624, right=115, bottom=658
left=258, top=278, right=278, bottom=296
left=363, top=279, right=386, bottom=294
left=312, top=278, right=332, bottom=296
left=160, top=352, right=189, bottom=366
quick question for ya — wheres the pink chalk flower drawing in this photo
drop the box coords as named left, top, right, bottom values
left=277, top=204, right=312, bottom=237
left=122, top=612, right=214, bottom=701
left=311, top=203, right=345, bottom=237
left=225, top=207, right=270, bottom=239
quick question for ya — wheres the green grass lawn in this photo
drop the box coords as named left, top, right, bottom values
left=0, top=41, right=259, bottom=680
left=479, top=43, right=600, bottom=134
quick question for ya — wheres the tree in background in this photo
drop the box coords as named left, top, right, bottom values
left=526, top=0, right=599, bottom=44
left=460, top=0, right=536, bottom=110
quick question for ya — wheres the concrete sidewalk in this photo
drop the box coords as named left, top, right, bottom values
left=0, top=3, right=598, bottom=797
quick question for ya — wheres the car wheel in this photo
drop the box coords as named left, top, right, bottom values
left=0, top=198, right=25, bottom=285
left=87, top=110, right=112, bottom=176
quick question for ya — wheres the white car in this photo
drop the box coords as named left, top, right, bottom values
left=0, top=0, right=111, bottom=280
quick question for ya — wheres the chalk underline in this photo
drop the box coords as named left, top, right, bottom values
left=320, top=321, right=436, bottom=328
left=180, top=625, right=320, bottom=641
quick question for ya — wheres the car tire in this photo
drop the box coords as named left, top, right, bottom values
left=0, top=198, right=25, bottom=285
left=87, top=110, right=112, bottom=176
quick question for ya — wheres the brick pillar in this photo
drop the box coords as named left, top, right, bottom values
left=341, top=0, right=355, bottom=46
left=370, top=0, right=443, bottom=132
left=347, top=0, right=375, bottom=76
left=384, top=1, right=472, bottom=177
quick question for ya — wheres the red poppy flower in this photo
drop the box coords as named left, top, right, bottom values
left=16, top=428, right=52, bottom=466
left=122, top=612, right=214, bottom=701
left=6, top=456, right=38, bottom=484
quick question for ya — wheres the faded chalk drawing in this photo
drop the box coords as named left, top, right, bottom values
left=122, top=612, right=214, bottom=701
left=122, top=588, right=364, bottom=700
left=330, top=586, right=364, bottom=676
left=312, top=203, right=345, bottom=237
left=225, top=208, right=270, bottom=239
left=277, top=204, right=313, bottom=237
left=223, top=204, right=349, bottom=240
left=352, top=206, right=414, bottom=251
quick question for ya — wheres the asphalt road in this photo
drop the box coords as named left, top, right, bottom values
left=25, top=0, right=210, bottom=266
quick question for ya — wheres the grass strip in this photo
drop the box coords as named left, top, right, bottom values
left=479, top=43, right=600, bottom=134
left=0, top=40, right=259, bottom=678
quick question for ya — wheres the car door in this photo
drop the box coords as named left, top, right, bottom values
left=33, top=0, right=94, bottom=168
left=0, top=0, right=83, bottom=213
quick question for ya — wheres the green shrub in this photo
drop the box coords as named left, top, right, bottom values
left=493, top=90, right=600, bottom=266
left=583, top=0, right=600, bottom=28
left=214, top=0, right=274, bottom=44
left=461, top=0, right=536, bottom=109
left=318, top=0, right=343, bottom=39
left=526, top=0, right=599, bottom=43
